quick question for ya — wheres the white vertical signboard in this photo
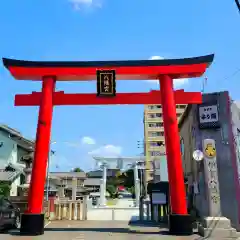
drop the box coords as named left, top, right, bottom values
left=202, top=139, right=221, bottom=216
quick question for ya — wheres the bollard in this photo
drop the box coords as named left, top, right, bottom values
left=64, top=203, right=69, bottom=219
left=82, top=197, right=87, bottom=220
left=58, top=204, right=62, bottom=220
left=74, top=202, right=78, bottom=220
left=69, top=202, right=72, bottom=220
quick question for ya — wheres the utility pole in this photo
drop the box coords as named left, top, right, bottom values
left=138, top=112, right=151, bottom=198
left=133, top=162, right=140, bottom=207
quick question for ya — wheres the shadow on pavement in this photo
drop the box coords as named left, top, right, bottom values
left=1, top=228, right=199, bottom=237
left=128, top=220, right=168, bottom=228
left=44, top=227, right=160, bottom=235
left=1, top=221, right=199, bottom=238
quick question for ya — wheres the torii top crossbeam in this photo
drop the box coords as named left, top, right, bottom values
left=3, top=54, right=214, bottom=81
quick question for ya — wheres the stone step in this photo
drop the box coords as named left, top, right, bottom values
left=202, top=217, right=231, bottom=229
left=198, top=226, right=237, bottom=239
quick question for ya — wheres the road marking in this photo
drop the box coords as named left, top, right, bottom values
left=44, top=221, right=51, bottom=228
left=72, top=234, right=85, bottom=240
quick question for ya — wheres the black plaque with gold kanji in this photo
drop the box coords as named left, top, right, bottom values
left=96, top=70, right=116, bottom=97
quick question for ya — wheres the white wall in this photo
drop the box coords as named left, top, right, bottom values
left=10, top=177, right=20, bottom=196
left=0, top=131, right=20, bottom=196
left=0, top=132, right=17, bottom=167
left=87, top=207, right=140, bottom=221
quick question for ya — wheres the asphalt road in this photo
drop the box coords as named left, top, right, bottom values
left=1, top=221, right=202, bottom=240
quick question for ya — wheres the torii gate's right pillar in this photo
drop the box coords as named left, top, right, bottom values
left=160, top=75, right=192, bottom=235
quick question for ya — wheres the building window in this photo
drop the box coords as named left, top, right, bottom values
left=148, top=105, right=162, bottom=109
left=150, top=151, right=165, bottom=156
left=150, top=141, right=165, bottom=147
left=156, top=113, right=162, bottom=118
left=149, top=132, right=164, bottom=137
left=148, top=113, right=162, bottom=118
left=148, top=122, right=164, bottom=128
left=177, top=105, right=186, bottom=109
left=150, top=132, right=157, bottom=137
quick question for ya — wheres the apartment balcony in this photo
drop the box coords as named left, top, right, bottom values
left=146, top=127, right=164, bottom=132
left=147, top=136, right=165, bottom=141
left=146, top=115, right=182, bottom=123
left=145, top=117, right=162, bottom=122
left=147, top=146, right=166, bottom=152
left=145, top=109, right=163, bottom=114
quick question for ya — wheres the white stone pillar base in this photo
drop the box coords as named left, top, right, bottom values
left=198, top=217, right=237, bottom=239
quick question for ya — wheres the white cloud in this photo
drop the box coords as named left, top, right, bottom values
left=69, top=0, right=102, bottom=10
left=81, top=136, right=96, bottom=145
left=147, top=55, right=189, bottom=88
left=149, top=56, right=164, bottom=60
left=88, top=144, right=122, bottom=157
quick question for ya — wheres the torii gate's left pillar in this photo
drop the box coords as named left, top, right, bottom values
left=20, top=76, right=55, bottom=236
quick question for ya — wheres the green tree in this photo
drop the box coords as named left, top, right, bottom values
left=121, top=169, right=134, bottom=188
left=72, top=167, right=83, bottom=172
left=106, top=184, right=116, bottom=198
left=0, top=181, right=10, bottom=197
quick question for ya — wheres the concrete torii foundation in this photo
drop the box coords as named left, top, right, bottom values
left=2, top=54, right=214, bottom=236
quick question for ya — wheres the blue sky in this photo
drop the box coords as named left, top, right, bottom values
left=0, top=0, right=240, bottom=172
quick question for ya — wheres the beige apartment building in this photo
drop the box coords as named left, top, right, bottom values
left=143, top=104, right=186, bottom=181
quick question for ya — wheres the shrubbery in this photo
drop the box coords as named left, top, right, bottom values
left=0, top=181, right=10, bottom=197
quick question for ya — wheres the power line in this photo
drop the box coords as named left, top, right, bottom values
left=203, top=67, right=240, bottom=92
left=221, top=68, right=240, bottom=82
left=235, top=0, right=240, bottom=13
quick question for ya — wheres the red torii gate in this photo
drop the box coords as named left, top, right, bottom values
left=2, top=54, right=214, bottom=236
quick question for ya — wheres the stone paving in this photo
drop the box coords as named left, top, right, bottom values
left=0, top=221, right=203, bottom=240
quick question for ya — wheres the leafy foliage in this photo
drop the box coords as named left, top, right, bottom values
left=0, top=181, right=10, bottom=197
left=72, top=167, right=83, bottom=172
left=106, top=184, right=117, bottom=198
